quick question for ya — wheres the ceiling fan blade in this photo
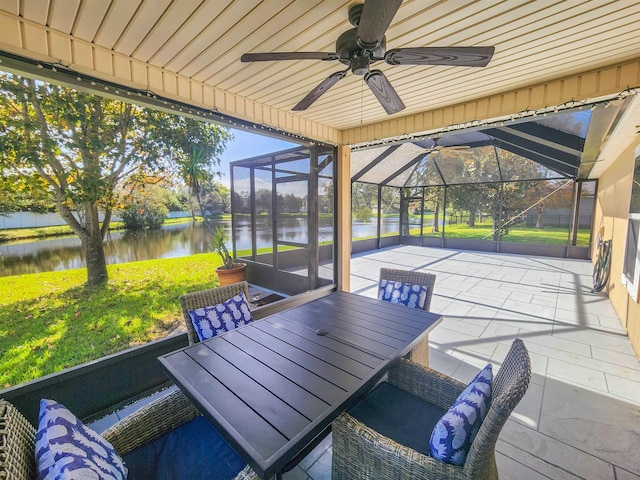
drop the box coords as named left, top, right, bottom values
left=385, top=46, right=495, bottom=67
left=292, top=70, right=348, bottom=111
left=357, top=0, right=403, bottom=49
left=364, top=69, right=405, bottom=115
left=241, top=52, right=339, bottom=62
left=441, top=145, right=471, bottom=150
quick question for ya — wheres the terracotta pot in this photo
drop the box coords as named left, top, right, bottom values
left=215, top=263, right=247, bottom=286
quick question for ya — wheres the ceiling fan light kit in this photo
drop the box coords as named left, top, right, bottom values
left=241, top=0, right=495, bottom=115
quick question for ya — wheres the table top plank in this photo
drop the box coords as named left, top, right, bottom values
left=315, top=294, right=439, bottom=333
left=260, top=314, right=386, bottom=367
left=327, top=292, right=440, bottom=328
left=309, top=297, right=427, bottom=337
left=245, top=322, right=369, bottom=388
left=159, top=350, right=287, bottom=462
left=187, top=343, right=310, bottom=440
left=277, top=292, right=439, bottom=343
left=252, top=320, right=379, bottom=380
left=277, top=302, right=416, bottom=345
left=273, top=308, right=405, bottom=354
left=210, top=335, right=330, bottom=420
left=224, top=331, right=347, bottom=405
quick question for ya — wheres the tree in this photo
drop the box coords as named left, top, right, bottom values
left=517, top=179, right=573, bottom=229
left=0, top=73, right=229, bottom=285
left=150, top=113, right=232, bottom=228
left=202, top=183, right=231, bottom=214
left=352, top=182, right=377, bottom=221
left=118, top=181, right=170, bottom=230
left=254, top=188, right=272, bottom=214
left=163, top=188, right=186, bottom=212
left=424, top=186, right=444, bottom=232
left=441, top=147, right=569, bottom=238
left=438, top=148, right=501, bottom=227
left=277, top=192, right=304, bottom=214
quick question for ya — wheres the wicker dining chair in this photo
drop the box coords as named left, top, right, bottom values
left=379, top=268, right=437, bottom=366
left=0, top=390, right=259, bottom=480
left=180, top=281, right=252, bottom=344
left=332, top=338, right=531, bottom=480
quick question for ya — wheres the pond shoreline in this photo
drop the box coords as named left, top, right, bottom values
left=0, top=216, right=212, bottom=245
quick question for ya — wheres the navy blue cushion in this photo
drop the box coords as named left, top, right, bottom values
left=123, top=416, right=245, bottom=480
left=348, top=382, right=446, bottom=456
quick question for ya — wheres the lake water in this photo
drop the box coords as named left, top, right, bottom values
left=0, top=216, right=400, bottom=277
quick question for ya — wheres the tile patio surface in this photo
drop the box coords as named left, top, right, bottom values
left=288, top=245, right=640, bottom=480
left=93, top=245, right=640, bottom=479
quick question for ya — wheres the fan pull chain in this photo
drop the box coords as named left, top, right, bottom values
left=360, top=78, right=365, bottom=124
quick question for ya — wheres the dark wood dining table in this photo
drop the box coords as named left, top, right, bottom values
left=159, top=290, right=442, bottom=480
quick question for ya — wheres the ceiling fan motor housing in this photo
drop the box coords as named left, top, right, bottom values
left=336, top=27, right=386, bottom=74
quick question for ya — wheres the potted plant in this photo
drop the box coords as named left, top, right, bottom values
left=212, top=227, right=247, bottom=285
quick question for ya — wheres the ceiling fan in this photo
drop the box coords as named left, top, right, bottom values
left=429, top=145, right=472, bottom=154
left=241, top=0, right=495, bottom=115
left=414, top=139, right=473, bottom=156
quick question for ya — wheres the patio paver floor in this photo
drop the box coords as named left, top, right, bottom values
left=94, top=245, right=640, bottom=479
left=289, top=245, right=640, bottom=479
left=334, top=245, right=640, bottom=480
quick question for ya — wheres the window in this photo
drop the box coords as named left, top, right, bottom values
left=621, top=146, right=640, bottom=301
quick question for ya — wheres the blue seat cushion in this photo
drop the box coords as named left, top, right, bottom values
left=348, top=382, right=446, bottom=456
left=123, top=416, right=246, bottom=480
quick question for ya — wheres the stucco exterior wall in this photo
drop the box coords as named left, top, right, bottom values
left=594, top=138, right=640, bottom=358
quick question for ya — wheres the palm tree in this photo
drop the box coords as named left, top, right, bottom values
left=182, top=144, right=214, bottom=229
left=151, top=113, right=232, bottom=230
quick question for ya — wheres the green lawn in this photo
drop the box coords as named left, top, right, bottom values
left=0, top=253, right=224, bottom=388
left=414, top=223, right=590, bottom=245
left=354, top=222, right=589, bottom=245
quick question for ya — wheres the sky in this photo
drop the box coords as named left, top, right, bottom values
left=218, top=129, right=298, bottom=186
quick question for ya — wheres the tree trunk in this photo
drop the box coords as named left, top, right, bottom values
left=432, top=201, right=440, bottom=232
left=536, top=204, right=544, bottom=229
left=194, top=186, right=212, bottom=231
left=492, top=218, right=500, bottom=241
left=468, top=208, right=476, bottom=227
left=82, top=204, right=108, bottom=286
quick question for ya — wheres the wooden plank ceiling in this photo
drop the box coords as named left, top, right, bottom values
left=1, top=0, right=639, bottom=135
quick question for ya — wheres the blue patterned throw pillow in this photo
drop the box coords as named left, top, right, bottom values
left=189, top=292, right=253, bottom=341
left=429, top=364, right=493, bottom=465
left=379, top=279, right=428, bottom=309
left=35, top=399, right=127, bottom=480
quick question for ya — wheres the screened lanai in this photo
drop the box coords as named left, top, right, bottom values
left=228, top=98, right=633, bottom=296
left=349, top=98, right=632, bottom=259
left=230, top=145, right=336, bottom=296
